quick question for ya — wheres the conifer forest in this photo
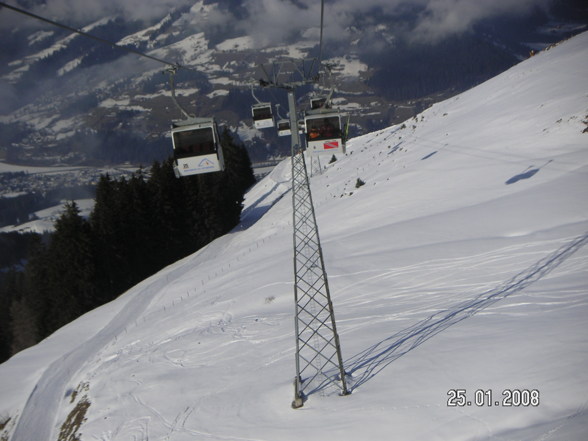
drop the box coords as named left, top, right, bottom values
left=0, top=129, right=255, bottom=362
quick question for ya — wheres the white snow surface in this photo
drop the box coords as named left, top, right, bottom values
left=216, top=36, right=255, bottom=52
left=0, top=199, right=95, bottom=234
left=1, top=32, right=588, bottom=441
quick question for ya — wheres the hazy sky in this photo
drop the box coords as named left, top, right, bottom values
left=1, top=0, right=553, bottom=46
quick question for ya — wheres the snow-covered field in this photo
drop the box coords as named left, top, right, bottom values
left=0, top=199, right=95, bottom=234
left=1, top=32, right=587, bottom=441
left=0, top=162, right=87, bottom=175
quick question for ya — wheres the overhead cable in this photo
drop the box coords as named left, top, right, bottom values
left=0, top=1, right=193, bottom=71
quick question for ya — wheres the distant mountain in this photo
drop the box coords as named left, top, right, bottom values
left=0, top=0, right=586, bottom=166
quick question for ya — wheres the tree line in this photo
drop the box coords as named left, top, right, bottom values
left=0, top=129, right=256, bottom=362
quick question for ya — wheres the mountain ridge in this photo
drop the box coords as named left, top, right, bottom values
left=1, top=0, right=586, bottom=166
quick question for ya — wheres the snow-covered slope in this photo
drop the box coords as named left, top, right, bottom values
left=1, top=32, right=587, bottom=441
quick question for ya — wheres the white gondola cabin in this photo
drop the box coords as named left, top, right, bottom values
left=304, top=110, right=346, bottom=155
left=298, top=119, right=306, bottom=133
left=310, top=96, right=328, bottom=110
left=252, top=103, right=274, bottom=129
left=277, top=118, right=304, bottom=137
left=277, top=119, right=291, bottom=136
left=171, top=117, right=225, bottom=177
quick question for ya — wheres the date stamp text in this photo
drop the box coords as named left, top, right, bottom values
left=447, top=389, right=540, bottom=407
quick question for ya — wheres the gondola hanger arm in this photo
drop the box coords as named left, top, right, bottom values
left=251, top=84, right=264, bottom=104
left=167, top=66, right=194, bottom=120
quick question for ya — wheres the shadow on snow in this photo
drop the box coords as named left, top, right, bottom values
left=340, top=231, right=588, bottom=393
left=505, top=160, right=552, bottom=185
left=236, top=180, right=289, bottom=230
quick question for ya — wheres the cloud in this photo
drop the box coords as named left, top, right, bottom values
left=235, top=0, right=319, bottom=47
left=233, top=0, right=553, bottom=48
left=1, top=0, right=554, bottom=47
left=409, top=0, right=552, bottom=44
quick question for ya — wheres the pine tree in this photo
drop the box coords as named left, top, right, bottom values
left=220, top=128, right=256, bottom=197
left=13, top=234, right=48, bottom=353
left=9, top=294, right=38, bottom=356
left=41, top=201, right=97, bottom=335
left=216, top=128, right=255, bottom=231
left=149, top=159, right=195, bottom=262
left=124, top=170, right=161, bottom=282
left=91, top=174, right=126, bottom=301
left=0, top=270, right=23, bottom=361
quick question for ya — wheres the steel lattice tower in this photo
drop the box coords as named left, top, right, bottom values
left=287, top=90, right=349, bottom=408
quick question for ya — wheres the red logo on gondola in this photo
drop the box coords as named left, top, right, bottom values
left=324, top=141, right=339, bottom=150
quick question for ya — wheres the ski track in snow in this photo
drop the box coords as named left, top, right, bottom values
left=9, top=257, right=208, bottom=441
left=9, top=167, right=295, bottom=440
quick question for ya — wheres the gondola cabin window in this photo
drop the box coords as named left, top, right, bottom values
left=253, top=106, right=272, bottom=121
left=306, top=116, right=341, bottom=141
left=173, top=127, right=216, bottom=157
left=310, top=97, right=327, bottom=110
left=277, top=120, right=291, bottom=136
left=171, top=120, right=224, bottom=177
left=252, top=103, right=274, bottom=129
left=305, top=113, right=346, bottom=155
